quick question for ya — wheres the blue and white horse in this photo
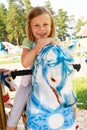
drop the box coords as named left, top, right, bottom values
left=27, top=44, right=77, bottom=130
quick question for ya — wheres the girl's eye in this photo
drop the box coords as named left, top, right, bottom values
left=44, top=24, right=49, bottom=26
left=34, top=24, right=39, bottom=27
left=34, top=24, right=49, bottom=26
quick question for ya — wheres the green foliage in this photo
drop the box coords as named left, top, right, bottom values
left=56, top=9, right=68, bottom=41
left=0, top=0, right=32, bottom=45
left=24, top=0, right=32, bottom=14
left=0, top=0, right=87, bottom=45
left=73, top=78, right=87, bottom=109
left=44, top=1, right=55, bottom=15
left=6, top=1, right=27, bottom=45
left=0, top=3, right=7, bottom=41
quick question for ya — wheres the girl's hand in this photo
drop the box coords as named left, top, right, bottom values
left=35, top=38, right=58, bottom=54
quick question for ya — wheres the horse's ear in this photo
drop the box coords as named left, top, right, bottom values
left=46, top=50, right=56, bottom=62
left=65, top=36, right=78, bottom=55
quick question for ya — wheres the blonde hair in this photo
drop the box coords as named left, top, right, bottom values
left=26, top=6, right=55, bottom=42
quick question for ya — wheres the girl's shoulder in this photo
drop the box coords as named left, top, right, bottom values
left=22, top=37, right=34, bottom=49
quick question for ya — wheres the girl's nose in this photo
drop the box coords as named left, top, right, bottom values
left=39, top=25, right=45, bottom=31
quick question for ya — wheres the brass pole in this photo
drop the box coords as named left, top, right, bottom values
left=0, top=76, right=6, bottom=130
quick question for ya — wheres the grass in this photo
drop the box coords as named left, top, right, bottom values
left=72, top=77, right=87, bottom=110
left=0, top=52, right=20, bottom=58
left=0, top=59, right=20, bottom=64
left=0, top=53, right=21, bottom=64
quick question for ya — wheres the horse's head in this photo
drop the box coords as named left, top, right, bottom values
left=39, top=44, right=74, bottom=91
left=32, top=44, right=75, bottom=106
left=0, top=71, right=17, bottom=91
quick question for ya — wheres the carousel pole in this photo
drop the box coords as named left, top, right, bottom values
left=0, top=74, right=6, bottom=130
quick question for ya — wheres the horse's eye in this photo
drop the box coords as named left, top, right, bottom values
left=7, top=78, right=11, bottom=82
left=51, top=77, right=56, bottom=82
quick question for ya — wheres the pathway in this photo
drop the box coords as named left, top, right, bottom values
left=76, top=109, right=87, bottom=130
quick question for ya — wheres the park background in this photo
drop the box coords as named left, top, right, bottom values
left=0, top=0, right=87, bottom=129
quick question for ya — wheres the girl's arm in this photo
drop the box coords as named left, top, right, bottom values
left=35, top=37, right=58, bottom=54
left=21, top=38, right=58, bottom=68
left=21, top=47, right=37, bottom=68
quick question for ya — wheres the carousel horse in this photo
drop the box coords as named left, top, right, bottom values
left=26, top=43, right=79, bottom=130
left=0, top=71, right=17, bottom=114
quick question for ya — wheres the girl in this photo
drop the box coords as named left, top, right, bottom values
left=21, top=6, right=58, bottom=68
left=22, top=6, right=77, bottom=130
left=6, top=6, right=58, bottom=130
left=6, top=6, right=78, bottom=130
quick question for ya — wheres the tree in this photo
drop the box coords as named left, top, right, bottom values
left=24, top=0, right=32, bottom=14
left=44, top=0, right=55, bottom=15
left=5, top=0, right=32, bottom=45
left=56, top=9, right=68, bottom=41
left=0, top=3, right=7, bottom=41
left=6, top=2, right=22, bottom=45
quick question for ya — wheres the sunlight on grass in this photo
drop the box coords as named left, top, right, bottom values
left=73, top=77, right=87, bottom=109
left=0, top=53, right=21, bottom=64
left=0, top=59, right=20, bottom=64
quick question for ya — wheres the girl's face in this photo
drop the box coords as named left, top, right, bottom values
left=30, top=14, right=51, bottom=41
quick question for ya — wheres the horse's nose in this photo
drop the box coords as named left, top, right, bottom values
left=10, top=86, right=17, bottom=91
left=10, top=83, right=17, bottom=91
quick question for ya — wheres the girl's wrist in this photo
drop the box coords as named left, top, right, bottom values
left=54, top=41, right=59, bottom=45
left=33, top=46, right=38, bottom=55
left=51, top=38, right=58, bottom=45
